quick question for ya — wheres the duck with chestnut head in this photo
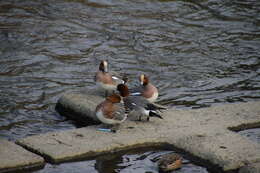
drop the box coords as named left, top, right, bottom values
left=95, top=93, right=127, bottom=132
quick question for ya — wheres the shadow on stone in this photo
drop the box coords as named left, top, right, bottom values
left=55, top=102, right=99, bottom=127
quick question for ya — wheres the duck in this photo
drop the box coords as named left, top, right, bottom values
left=95, top=93, right=127, bottom=131
left=117, top=83, right=164, bottom=121
left=158, top=153, right=182, bottom=172
left=94, top=60, right=124, bottom=96
left=130, top=74, right=158, bottom=103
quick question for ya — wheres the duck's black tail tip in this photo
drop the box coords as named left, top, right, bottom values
left=149, top=111, right=163, bottom=119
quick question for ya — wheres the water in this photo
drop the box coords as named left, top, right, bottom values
left=239, top=128, right=260, bottom=143
left=0, top=0, right=260, bottom=172
left=33, top=148, right=212, bottom=173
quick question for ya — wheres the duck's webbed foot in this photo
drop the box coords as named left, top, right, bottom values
left=111, top=124, right=120, bottom=132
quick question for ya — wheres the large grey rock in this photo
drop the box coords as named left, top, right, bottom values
left=56, top=89, right=104, bottom=123
left=0, top=140, right=45, bottom=173
left=17, top=101, right=260, bottom=172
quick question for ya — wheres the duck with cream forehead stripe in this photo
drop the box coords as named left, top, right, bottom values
left=130, top=74, right=159, bottom=103
left=94, top=60, right=124, bottom=97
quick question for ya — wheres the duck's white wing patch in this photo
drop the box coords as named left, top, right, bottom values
left=131, top=102, right=137, bottom=106
left=112, top=76, right=119, bottom=80
left=130, top=92, right=141, bottom=96
left=112, top=76, right=124, bottom=83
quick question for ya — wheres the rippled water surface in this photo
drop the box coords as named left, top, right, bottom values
left=239, top=128, right=260, bottom=143
left=0, top=0, right=260, bottom=142
left=33, top=148, right=213, bottom=173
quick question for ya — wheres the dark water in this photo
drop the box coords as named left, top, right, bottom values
left=239, top=128, right=260, bottom=143
left=34, top=148, right=211, bottom=173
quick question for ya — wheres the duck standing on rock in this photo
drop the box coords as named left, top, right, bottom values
left=94, top=60, right=124, bottom=97
left=117, top=83, right=164, bottom=121
left=95, top=93, right=127, bottom=132
left=158, top=153, right=182, bottom=172
left=130, top=74, right=159, bottom=103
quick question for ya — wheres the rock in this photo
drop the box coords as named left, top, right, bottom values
left=56, top=89, right=105, bottom=124
left=0, top=139, right=44, bottom=173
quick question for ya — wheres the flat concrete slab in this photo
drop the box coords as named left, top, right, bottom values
left=0, top=140, right=45, bottom=173
left=17, top=99, right=260, bottom=172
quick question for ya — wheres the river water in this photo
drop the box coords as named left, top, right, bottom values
left=34, top=147, right=213, bottom=173
left=0, top=0, right=260, bottom=171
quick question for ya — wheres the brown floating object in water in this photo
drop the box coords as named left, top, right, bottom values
left=158, top=153, right=182, bottom=172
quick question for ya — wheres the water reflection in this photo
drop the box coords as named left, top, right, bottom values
left=0, top=0, right=260, bottom=140
left=34, top=149, right=211, bottom=173
left=239, top=128, right=260, bottom=143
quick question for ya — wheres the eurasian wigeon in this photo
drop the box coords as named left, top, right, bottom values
left=117, top=84, right=164, bottom=121
left=94, top=60, right=124, bottom=96
left=158, top=153, right=182, bottom=172
left=130, top=74, right=158, bottom=103
left=95, top=93, right=127, bottom=130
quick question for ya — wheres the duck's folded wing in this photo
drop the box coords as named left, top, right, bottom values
left=110, top=71, right=124, bottom=84
left=113, top=103, right=127, bottom=121
left=126, top=96, right=150, bottom=108
left=126, top=96, right=166, bottom=112
left=129, top=86, right=143, bottom=96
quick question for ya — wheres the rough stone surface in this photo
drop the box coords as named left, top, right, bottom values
left=0, top=140, right=45, bottom=173
left=56, top=89, right=104, bottom=123
left=17, top=99, right=260, bottom=172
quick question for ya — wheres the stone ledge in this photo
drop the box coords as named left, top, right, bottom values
left=17, top=98, right=260, bottom=172
left=0, top=140, right=45, bottom=173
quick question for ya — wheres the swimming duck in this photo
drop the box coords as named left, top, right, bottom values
left=94, top=60, right=124, bottom=96
left=130, top=74, right=158, bottom=103
left=95, top=93, right=127, bottom=131
left=117, top=83, right=164, bottom=121
left=158, top=153, right=182, bottom=172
